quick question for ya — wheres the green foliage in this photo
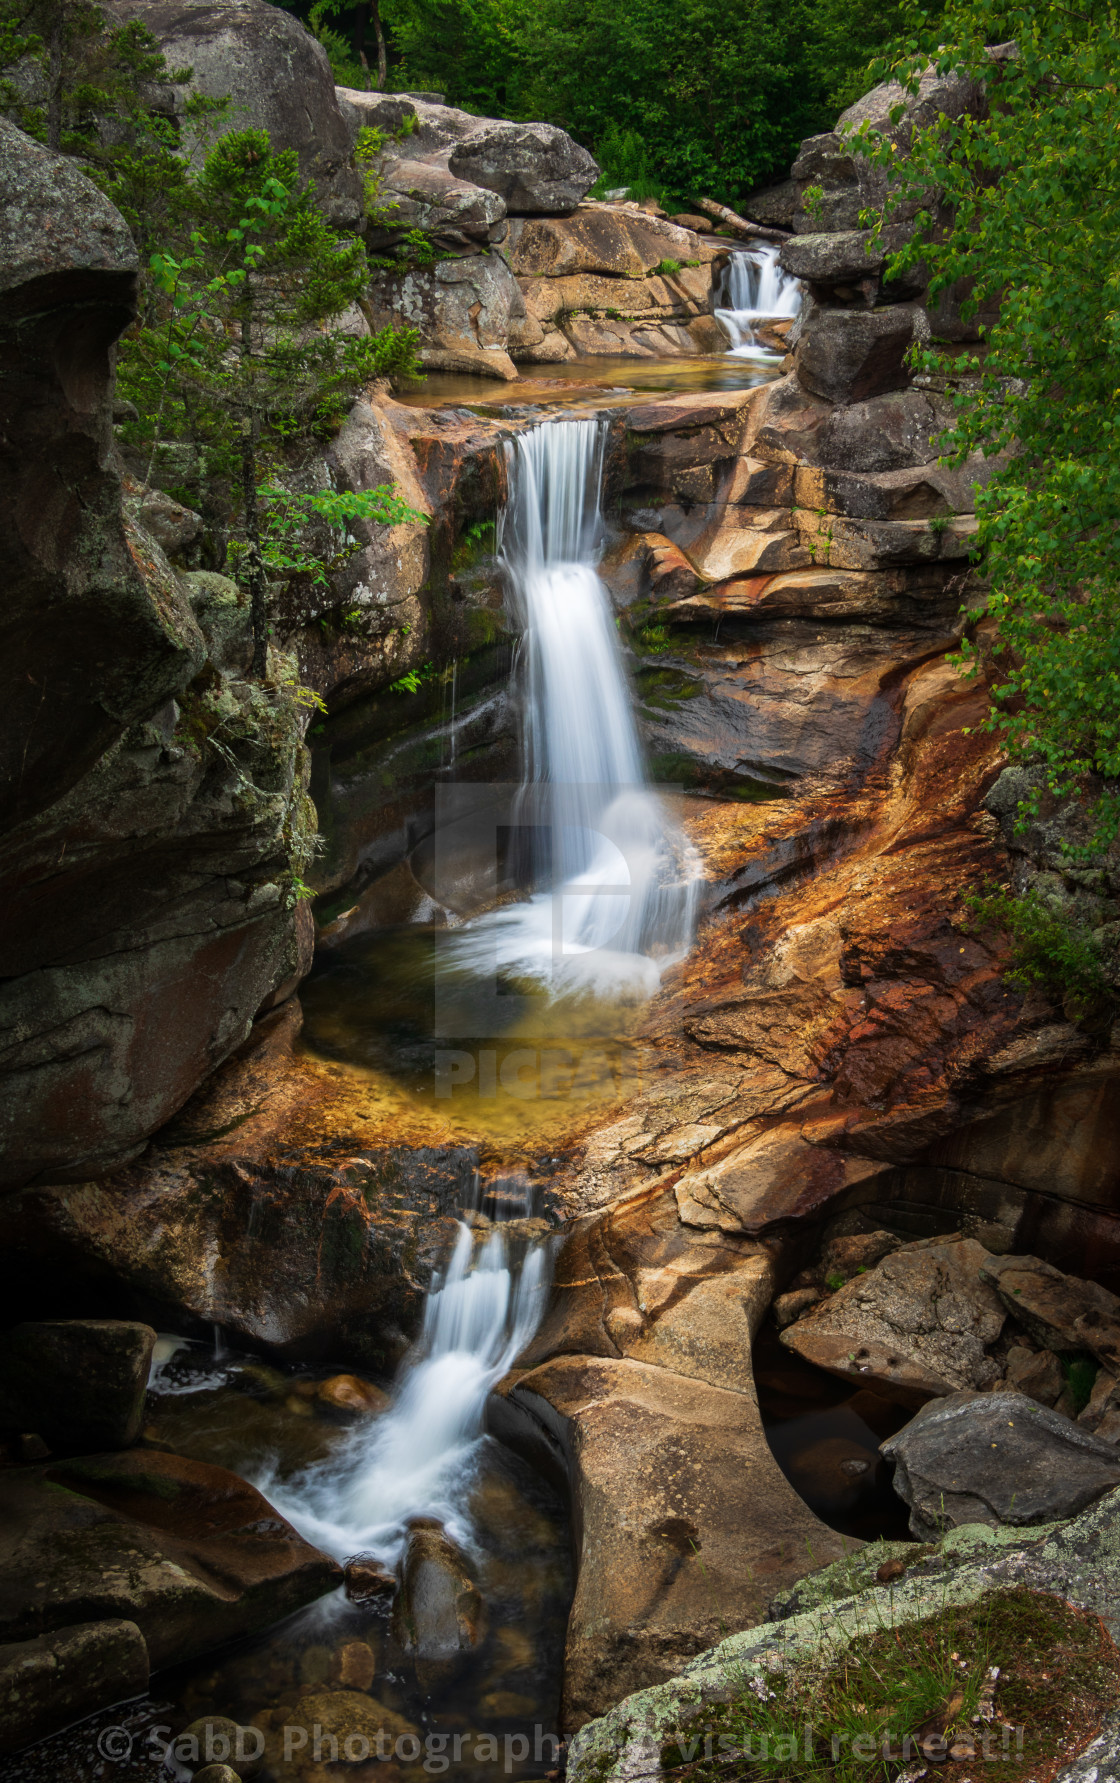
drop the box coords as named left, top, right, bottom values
left=115, top=126, right=423, bottom=670
left=635, top=622, right=672, bottom=653
left=652, top=258, right=682, bottom=277
left=588, top=121, right=665, bottom=203
left=1060, top=1353, right=1098, bottom=1414
left=388, top=659, right=438, bottom=693
left=853, top=0, right=1120, bottom=849
left=961, top=883, right=1106, bottom=1013
left=247, top=483, right=426, bottom=590
left=365, top=0, right=941, bottom=203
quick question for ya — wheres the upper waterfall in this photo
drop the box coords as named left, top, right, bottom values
left=443, top=414, right=699, bottom=1002
left=715, top=244, right=802, bottom=357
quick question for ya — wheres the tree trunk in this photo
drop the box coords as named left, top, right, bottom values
left=239, top=311, right=269, bottom=678
left=690, top=195, right=790, bottom=245
left=46, top=1, right=64, bottom=151
left=242, top=429, right=269, bottom=678
left=371, top=0, right=387, bottom=91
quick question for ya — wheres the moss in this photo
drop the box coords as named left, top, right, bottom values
left=661, top=1590, right=1120, bottom=1783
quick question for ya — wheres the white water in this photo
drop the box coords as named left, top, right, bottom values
left=714, top=245, right=802, bottom=358
left=442, top=415, right=700, bottom=1002
left=264, top=1219, right=551, bottom=1566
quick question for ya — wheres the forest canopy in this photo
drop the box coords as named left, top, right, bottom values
left=298, top=0, right=940, bottom=203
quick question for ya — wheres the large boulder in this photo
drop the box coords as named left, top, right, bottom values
left=980, top=1252, right=1120, bottom=1357
left=780, top=1237, right=1007, bottom=1407
left=111, top=0, right=363, bottom=223
left=448, top=120, right=598, bottom=214
left=0, top=1620, right=148, bottom=1755
left=881, top=1390, right=1120, bottom=1538
left=380, top=158, right=506, bottom=241
left=492, top=1183, right=854, bottom=1732
left=364, top=251, right=523, bottom=378
left=504, top=206, right=702, bottom=277
left=795, top=303, right=928, bottom=405
left=0, top=1319, right=155, bottom=1452
left=0, top=1449, right=340, bottom=1671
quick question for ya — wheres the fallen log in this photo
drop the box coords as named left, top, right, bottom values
left=691, top=196, right=792, bottom=245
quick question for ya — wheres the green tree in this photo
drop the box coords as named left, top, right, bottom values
left=320, top=0, right=938, bottom=201
left=119, top=127, right=423, bottom=673
left=854, top=0, right=1120, bottom=845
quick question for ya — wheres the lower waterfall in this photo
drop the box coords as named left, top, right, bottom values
left=263, top=1209, right=551, bottom=1566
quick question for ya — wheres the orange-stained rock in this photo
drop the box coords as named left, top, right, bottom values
left=316, top=1374, right=391, bottom=1417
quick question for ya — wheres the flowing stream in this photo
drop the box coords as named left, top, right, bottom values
left=440, top=414, right=700, bottom=1004
left=715, top=244, right=802, bottom=357
left=265, top=1209, right=551, bottom=1566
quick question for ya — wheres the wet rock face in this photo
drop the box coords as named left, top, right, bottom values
left=0, top=1012, right=470, bottom=1362
left=0, top=1620, right=149, bottom=1756
left=0, top=126, right=315, bottom=1187
left=392, top=1525, right=485, bottom=1659
left=881, top=1390, right=1120, bottom=1538
left=493, top=1183, right=855, bottom=1730
left=0, top=1448, right=339, bottom=1682
left=111, top=0, right=363, bottom=223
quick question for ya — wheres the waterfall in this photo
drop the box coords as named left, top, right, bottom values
left=263, top=1214, right=551, bottom=1566
left=714, top=244, right=802, bottom=357
left=444, top=415, right=699, bottom=1002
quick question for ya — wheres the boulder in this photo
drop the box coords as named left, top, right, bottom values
left=364, top=252, right=522, bottom=379
left=315, top=1373, right=391, bottom=1417
left=0, top=1450, right=340, bottom=1670
left=391, top=1525, right=484, bottom=1658
left=980, top=1253, right=1120, bottom=1357
left=499, top=1352, right=854, bottom=1730
left=448, top=121, right=598, bottom=214
left=881, top=1389, right=1120, bottom=1539
left=379, top=158, right=505, bottom=241
left=781, top=1237, right=1007, bottom=1407
left=795, top=303, right=927, bottom=405
left=0, top=1319, right=155, bottom=1451
left=0, top=1619, right=148, bottom=1755
left=493, top=1184, right=854, bottom=1729
left=1005, top=1344, right=1063, bottom=1406
left=504, top=206, right=700, bottom=277
left=111, top=0, right=363, bottom=224
left=779, top=229, right=885, bottom=284
left=742, top=177, right=802, bottom=229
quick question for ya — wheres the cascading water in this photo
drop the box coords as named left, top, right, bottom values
left=442, top=414, right=700, bottom=1002
left=714, top=244, right=802, bottom=358
left=263, top=1207, right=551, bottom=1567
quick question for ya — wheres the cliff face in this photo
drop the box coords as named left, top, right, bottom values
left=0, top=121, right=314, bottom=1188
